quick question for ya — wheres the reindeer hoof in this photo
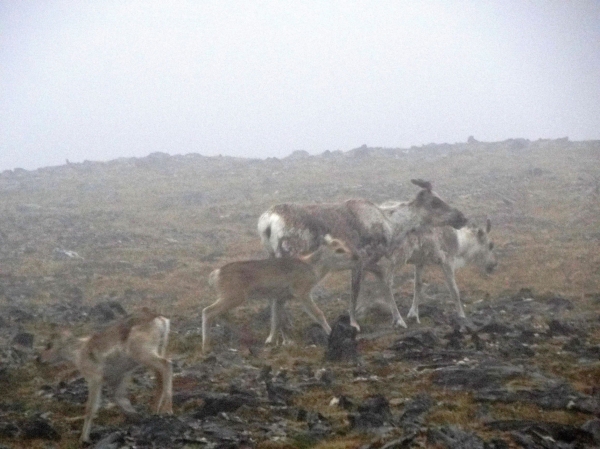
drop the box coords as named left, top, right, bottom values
left=393, top=318, right=408, bottom=329
left=407, top=307, right=420, bottom=322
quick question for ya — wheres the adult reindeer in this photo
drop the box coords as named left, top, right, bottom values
left=258, top=179, right=467, bottom=331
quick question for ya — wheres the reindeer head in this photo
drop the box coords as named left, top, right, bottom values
left=317, top=234, right=359, bottom=269
left=474, top=218, right=497, bottom=274
left=410, top=179, right=467, bottom=230
left=38, top=327, right=78, bottom=365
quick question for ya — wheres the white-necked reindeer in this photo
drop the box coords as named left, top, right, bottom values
left=39, top=308, right=173, bottom=443
left=258, top=179, right=467, bottom=331
left=202, top=235, right=358, bottom=353
left=404, top=219, right=497, bottom=323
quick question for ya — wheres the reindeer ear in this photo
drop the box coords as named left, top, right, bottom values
left=411, top=179, right=432, bottom=191
left=486, top=218, right=492, bottom=233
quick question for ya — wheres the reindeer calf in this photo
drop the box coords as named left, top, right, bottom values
left=39, top=308, right=173, bottom=443
left=202, top=235, right=358, bottom=353
left=405, top=219, right=497, bottom=322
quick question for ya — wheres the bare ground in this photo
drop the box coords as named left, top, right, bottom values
left=0, top=138, right=599, bottom=448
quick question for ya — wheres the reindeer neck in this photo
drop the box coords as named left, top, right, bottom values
left=69, top=337, right=91, bottom=366
left=456, top=227, right=478, bottom=258
left=299, top=250, right=328, bottom=280
left=389, top=204, right=422, bottom=240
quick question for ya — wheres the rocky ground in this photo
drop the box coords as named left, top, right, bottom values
left=0, top=138, right=599, bottom=448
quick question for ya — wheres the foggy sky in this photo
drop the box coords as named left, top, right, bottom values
left=1, top=1, right=599, bottom=171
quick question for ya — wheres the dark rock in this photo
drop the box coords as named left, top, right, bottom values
left=349, top=395, right=392, bottom=429
left=127, top=415, right=194, bottom=448
left=377, top=436, right=418, bottom=448
left=432, top=362, right=525, bottom=390
left=484, top=439, right=510, bottom=449
left=89, top=301, right=127, bottom=323
left=325, top=314, right=358, bottom=362
left=390, top=328, right=440, bottom=360
left=581, top=419, right=600, bottom=444
left=427, top=425, right=485, bottom=449
left=265, top=380, right=297, bottom=405
left=12, top=332, right=34, bottom=348
left=499, top=339, right=535, bottom=358
left=0, top=421, right=19, bottom=438
left=487, top=420, right=596, bottom=446
left=262, top=369, right=297, bottom=405
left=306, top=411, right=332, bottom=439
left=562, top=337, right=600, bottom=359
left=477, top=383, right=600, bottom=414
left=478, top=321, right=512, bottom=335
left=445, top=325, right=464, bottom=350
left=547, top=319, right=577, bottom=337
left=193, top=391, right=258, bottom=419
left=337, top=395, right=355, bottom=411
left=398, top=394, right=433, bottom=436
left=21, top=416, right=61, bottom=441
left=199, top=419, right=246, bottom=445
left=54, top=376, right=88, bottom=404
left=8, top=307, right=34, bottom=322
left=542, top=296, right=573, bottom=312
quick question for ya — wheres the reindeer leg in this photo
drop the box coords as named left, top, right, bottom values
left=266, top=293, right=294, bottom=346
left=407, top=264, right=424, bottom=323
left=296, top=286, right=332, bottom=335
left=368, top=263, right=407, bottom=328
left=113, top=372, right=139, bottom=419
left=278, top=298, right=293, bottom=345
left=154, top=357, right=173, bottom=414
left=81, top=376, right=102, bottom=443
left=202, top=295, right=243, bottom=353
left=131, top=350, right=173, bottom=414
left=442, top=263, right=465, bottom=318
left=265, top=298, right=280, bottom=345
left=349, top=266, right=363, bottom=331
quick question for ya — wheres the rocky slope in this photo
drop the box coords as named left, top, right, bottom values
left=0, top=138, right=599, bottom=448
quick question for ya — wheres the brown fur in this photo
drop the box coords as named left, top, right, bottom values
left=258, top=179, right=467, bottom=330
left=202, top=236, right=357, bottom=352
left=39, top=309, right=172, bottom=443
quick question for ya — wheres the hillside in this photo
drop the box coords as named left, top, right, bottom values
left=0, top=138, right=599, bottom=448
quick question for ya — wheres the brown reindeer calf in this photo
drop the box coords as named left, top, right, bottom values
left=202, top=235, right=358, bottom=353
left=39, top=308, right=173, bottom=443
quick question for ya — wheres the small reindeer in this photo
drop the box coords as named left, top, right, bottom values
left=39, top=308, right=173, bottom=443
left=405, top=219, right=497, bottom=322
left=202, top=235, right=358, bottom=353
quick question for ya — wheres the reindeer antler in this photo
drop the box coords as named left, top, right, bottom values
left=411, top=179, right=432, bottom=191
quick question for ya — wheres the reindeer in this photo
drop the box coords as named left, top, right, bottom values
left=39, top=308, right=173, bottom=443
left=404, top=219, right=497, bottom=323
left=202, top=235, right=358, bottom=353
left=258, top=179, right=467, bottom=331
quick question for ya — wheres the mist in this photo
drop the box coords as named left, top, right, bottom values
left=1, top=0, right=599, bottom=171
